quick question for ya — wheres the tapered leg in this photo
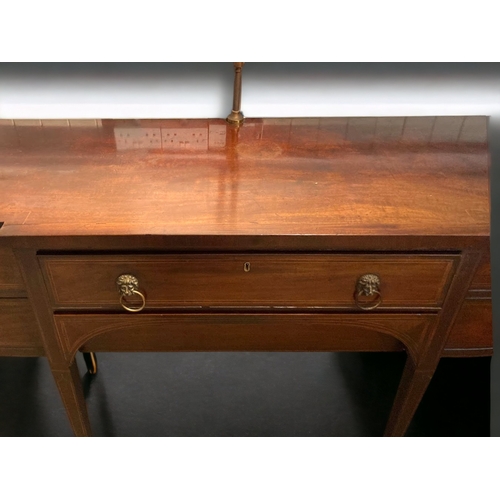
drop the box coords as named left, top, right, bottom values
left=384, top=357, right=435, bottom=437
left=52, top=360, right=92, bottom=436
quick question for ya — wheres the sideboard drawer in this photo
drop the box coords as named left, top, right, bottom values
left=40, top=254, right=457, bottom=310
left=53, top=313, right=437, bottom=359
left=0, top=299, right=43, bottom=355
left=470, top=251, right=491, bottom=290
left=444, top=298, right=493, bottom=353
left=0, top=247, right=26, bottom=296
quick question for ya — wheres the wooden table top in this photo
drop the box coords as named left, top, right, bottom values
left=0, top=117, right=490, bottom=239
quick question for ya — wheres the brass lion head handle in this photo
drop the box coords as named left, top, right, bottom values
left=116, top=274, right=146, bottom=313
left=355, top=274, right=382, bottom=311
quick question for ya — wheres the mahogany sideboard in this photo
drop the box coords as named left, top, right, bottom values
left=0, top=116, right=492, bottom=436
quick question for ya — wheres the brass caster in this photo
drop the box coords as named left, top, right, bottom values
left=83, top=352, right=98, bottom=375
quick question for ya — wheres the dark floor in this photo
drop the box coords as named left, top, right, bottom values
left=0, top=352, right=490, bottom=436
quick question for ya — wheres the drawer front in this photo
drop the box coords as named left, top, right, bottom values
left=444, top=299, right=493, bottom=353
left=40, top=254, right=457, bottom=310
left=0, top=247, right=26, bottom=296
left=0, top=299, right=43, bottom=354
left=470, top=251, right=491, bottom=290
left=54, top=313, right=437, bottom=360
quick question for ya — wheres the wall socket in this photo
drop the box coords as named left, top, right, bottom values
left=161, top=127, right=208, bottom=150
left=114, top=125, right=224, bottom=151
left=114, top=128, right=162, bottom=150
left=208, top=124, right=226, bottom=148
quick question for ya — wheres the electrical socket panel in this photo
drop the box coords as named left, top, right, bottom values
left=114, top=125, right=226, bottom=152
left=161, top=127, right=208, bottom=150
left=114, top=128, right=161, bottom=150
left=208, top=124, right=226, bottom=148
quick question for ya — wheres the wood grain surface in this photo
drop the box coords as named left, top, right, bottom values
left=0, top=117, right=490, bottom=238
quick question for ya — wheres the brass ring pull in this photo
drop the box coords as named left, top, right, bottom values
left=116, top=274, right=146, bottom=313
left=355, top=274, right=382, bottom=311
left=119, top=289, right=146, bottom=312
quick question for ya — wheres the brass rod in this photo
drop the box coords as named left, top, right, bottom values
left=226, top=62, right=245, bottom=125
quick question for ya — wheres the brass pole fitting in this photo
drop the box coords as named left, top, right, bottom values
left=226, top=62, right=245, bottom=126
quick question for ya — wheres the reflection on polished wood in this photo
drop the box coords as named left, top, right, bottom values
left=0, top=117, right=491, bottom=436
left=0, top=117, right=489, bottom=237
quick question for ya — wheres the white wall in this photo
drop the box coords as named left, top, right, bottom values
left=1, top=63, right=499, bottom=119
